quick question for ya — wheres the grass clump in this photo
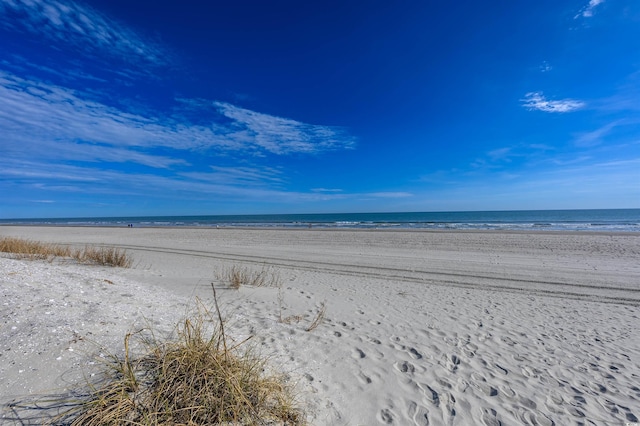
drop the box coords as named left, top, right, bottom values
left=63, top=286, right=304, bottom=425
left=72, top=246, right=133, bottom=268
left=0, top=237, right=132, bottom=267
left=305, top=303, right=326, bottom=332
left=219, top=264, right=282, bottom=289
left=0, top=237, right=70, bottom=260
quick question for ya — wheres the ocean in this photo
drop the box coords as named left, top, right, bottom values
left=1, top=209, right=639, bottom=232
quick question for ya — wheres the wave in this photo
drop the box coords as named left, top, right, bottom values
left=2, top=210, right=639, bottom=232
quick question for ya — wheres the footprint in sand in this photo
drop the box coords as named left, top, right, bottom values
left=442, top=393, right=457, bottom=424
left=408, top=347, right=423, bottom=359
left=544, top=394, right=565, bottom=415
left=518, top=396, right=537, bottom=410
left=442, top=353, right=460, bottom=372
left=493, top=363, right=508, bottom=375
left=406, top=401, right=430, bottom=426
left=470, top=373, right=497, bottom=396
left=340, top=321, right=355, bottom=330
left=515, top=410, right=554, bottom=426
left=625, top=412, right=639, bottom=423
left=379, top=408, right=395, bottom=424
left=352, top=348, right=366, bottom=359
left=480, top=408, right=502, bottom=426
left=521, top=365, right=541, bottom=378
left=500, top=335, right=517, bottom=346
left=394, top=360, right=416, bottom=374
left=418, top=382, right=440, bottom=407
left=461, top=345, right=477, bottom=358
left=566, top=406, right=585, bottom=418
left=437, top=377, right=453, bottom=389
left=357, top=371, right=372, bottom=385
left=498, top=384, right=516, bottom=399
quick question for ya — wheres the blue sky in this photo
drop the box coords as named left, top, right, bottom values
left=1, top=0, right=639, bottom=218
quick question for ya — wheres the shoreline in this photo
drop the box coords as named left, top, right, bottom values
left=2, top=223, right=639, bottom=236
left=2, top=226, right=639, bottom=424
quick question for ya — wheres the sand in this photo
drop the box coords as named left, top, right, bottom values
left=1, top=226, right=639, bottom=425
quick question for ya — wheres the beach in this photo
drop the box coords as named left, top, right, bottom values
left=1, top=226, right=639, bottom=425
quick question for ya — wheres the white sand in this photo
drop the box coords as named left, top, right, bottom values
left=1, top=227, right=639, bottom=425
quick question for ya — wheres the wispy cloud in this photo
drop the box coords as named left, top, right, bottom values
left=181, top=166, right=285, bottom=187
left=2, top=156, right=409, bottom=208
left=215, top=102, right=357, bottom=155
left=0, top=0, right=168, bottom=66
left=0, top=71, right=357, bottom=170
left=539, top=61, right=552, bottom=73
left=311, top=188, right=344, bottom=193
left=366, top=192, right=412, bottom=198
left=0, top=158, right=289, bottom=201
left=487, top=147, right=513, bottom=161
left=521, top=92, right=586, bottom=113
left=470, top=144, right=556, bottom=172
left=573, top=120, right=622, bottom=147
left=575, top=0, right=605, bottom=19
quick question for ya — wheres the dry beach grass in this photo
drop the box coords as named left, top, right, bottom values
left=0, top=237, right=132, bottom=268
left=57, top=291, right=303, bottom=425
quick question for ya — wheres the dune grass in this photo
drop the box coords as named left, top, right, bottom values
left=305, top=303, right=326, bottom=332
left=73, top=245, right=133, bottom=268
left=0, top=237, right=132, bottom=267
left=55, top=285, right=304, bottom=425
left=0, top=237, right=70, bottom=260
left=219, top=264, right=282, bottom=289
left=218, top=265, right=325, bottom=332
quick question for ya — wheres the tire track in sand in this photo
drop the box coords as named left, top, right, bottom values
left=111, top=243, right=640, bottom=306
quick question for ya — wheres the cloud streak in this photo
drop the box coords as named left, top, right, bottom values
left=575, top=0, right=605, bottom=19
left=521, top=92, right=586, bottom=113
left=573, top=121, right=623, bottom=147
left=1, top=156, right=412, bottom=209
left=215, top=102, right=357, bottom=155
left=181, top=166, right=286, bottom=187
left=0, top=0, right=167, bottom=66
left=0, top=71, right=357, bottom=171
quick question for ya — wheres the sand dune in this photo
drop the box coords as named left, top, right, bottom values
left=1, top=227, right=639, bottom=425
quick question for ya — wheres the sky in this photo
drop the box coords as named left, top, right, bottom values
left=1, top=0, right=639, bottom=218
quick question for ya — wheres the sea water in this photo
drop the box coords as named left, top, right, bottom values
left=1, top=209, right=639, bottom=232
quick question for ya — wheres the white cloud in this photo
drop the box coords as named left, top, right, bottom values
left=367, top=192, right=412, bottom=198
left=540, top=61, right=552, bottom=73
left=0, top=71, right=356, bottom=170
left=181, top=166, right=285, bottom=186
left=2, top=158, right=391, bottom=206
left=575, top=0, right=605, bottom=19
left=574, top=121, right=622, bottom=147
left=214, top=102, right=357, bottom=155
left=312, top=188, right=344, bottom=193
left=487, top=147, right=512, bottom=161
left=0, top=0, right=167, bottom=66
left=521, top=92, right=586, bottom=113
